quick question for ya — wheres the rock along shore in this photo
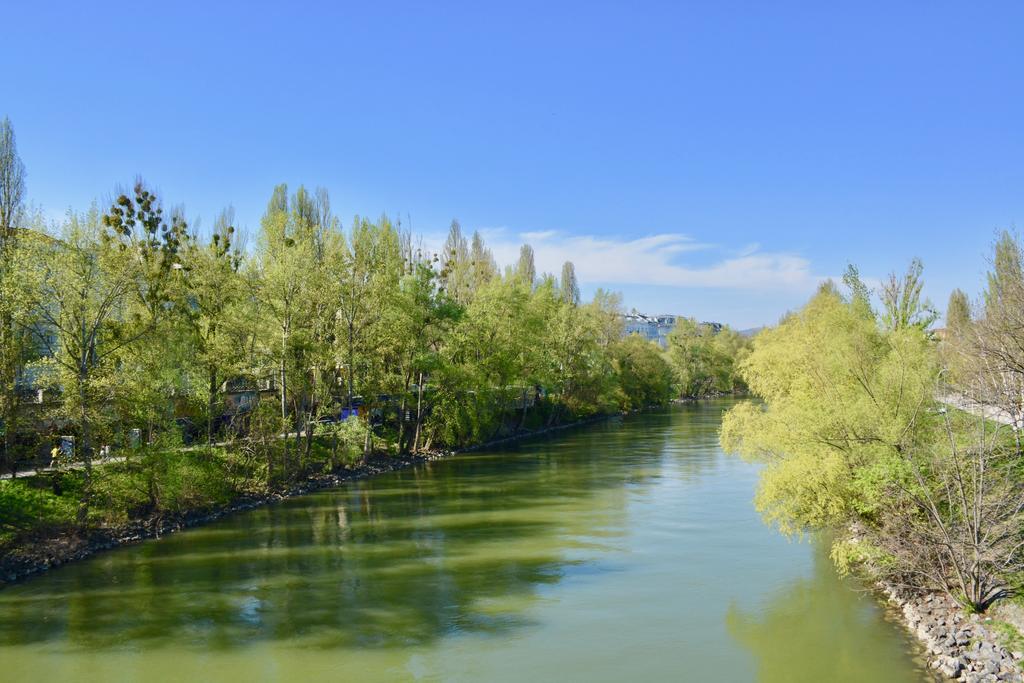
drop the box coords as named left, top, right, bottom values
left=880, top=583, right=1024, bottom=682
left=0, top=412, right=619, bottom=589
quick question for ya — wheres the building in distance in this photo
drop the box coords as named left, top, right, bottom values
left=621, top=311, right=723, bottom=348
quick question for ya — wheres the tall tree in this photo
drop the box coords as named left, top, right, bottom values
left=333, top=216, right=401, bottom=413
left=560, top=261, right=580, bottom=306
left=0, top=117, right=25, bottom=239
left=379, top=250, right=460, bottom=453
left=469, top=230, right=497, bottom=294
left=441, top=219, right=471, bottom=303
left=985, top=230, right=1023, bottom=313
left=254, top=184, right=331, bottom=475
left=945, top=288, right=971, bottom=334
left=181, top=207, right=246, bottom=445
left=515, top=244, right=536, bottom=286
left=0, top=116, right=28, bottom=474
left=842, top=263, right=874, bottom=318
left=880, top=258, right=937, bottom=331
left=955, top=233, right=1024, bottom=444
left=30, top=185, right=187, bottom=522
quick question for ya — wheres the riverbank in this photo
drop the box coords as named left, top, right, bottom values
left=0, top=412, right=618, bottom=589
left=878, top=582, right=1024, bottom=682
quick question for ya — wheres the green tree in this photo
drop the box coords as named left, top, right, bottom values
left=0, top=117, right=25, bottom=237
left=720, top=284, right=937, bottom=535
left=880, top=258, right=937, bottom=332
left=952, top=232, right=1024, bottom=445
left=469, top=230, right=497, bottom=294
left=180, top=208, right=247, bottom=445
left=716, top=280, right=1024, bottom=611
left=945, top=288, right=971, bottom=334
left=610, top=335, right=674, bottom=410
left=103, top=188, right=193, bottom=448
left=253, top=185, right=340, bottom=475
left=380, top=250, right=461, bottom=453
left=440, top=219, right=472, bottom=304
left=29, top=192, right=185, bottom=523
left=560, top=261, right=580, bottom=306
left=0, top=117, right=30, bottom=475
left=515, top=244, right=536, bottom=286
left=666, top=318, right=749, bottom=398
left=985, top=230, right=1022, bottom=313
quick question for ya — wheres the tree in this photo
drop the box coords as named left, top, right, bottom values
left=545, top=293, right=620, bottom=418
left=720, top=274, right=1024, bottom=611
left=0, top=117, right=25, bottom=238
left=866, top=411, right=1024, bottom=611
left=29, top=188, right=186, bottom=523
left=950, top=233, right=1024, bottom=443
left=985, top=230, right=1022, bottom=314
left=842, top=263, right=874, bottom=318
left=332, top=215, right=401, bottom=409
left=469, top=230, right=497, bottom=294
left=880, top=258, right=937, bottom=332
left=103, top=188, right=193, bottom=448
left=441, top=219, right=472, bottom=304
left=515, top=244, right=536, bottom=286
left=253, top=184, right=336, bottom=475
left=180, top=207, right=247, bottom=445
left=379, top=250, right=461, bottom=453
left=0, top=117, right=29, bottom=475
left=666, top=318, right=749, bottom=398
left=939, top=288, right=973, bottom=390
left=945, top=288, right=971, bottom=334
left=610, top=335, right=674, bottom=410
left=720, top=283, right=937, bottom=535
left=560, top=261, right=580, bottom=306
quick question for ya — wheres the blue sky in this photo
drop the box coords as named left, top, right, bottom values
left=5, top=2, right=1023, bottom=328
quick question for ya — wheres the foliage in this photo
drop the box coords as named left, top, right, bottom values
left=723, top=259, right=1024, bottom=612
left=610, top=335, right=675, bottom=410
left=665, top=318, right=750, bottom=398
left=880, top=257, right=938, bottom=331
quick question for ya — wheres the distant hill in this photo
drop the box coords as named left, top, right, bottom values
left=738, top=327, right=765, bottom=337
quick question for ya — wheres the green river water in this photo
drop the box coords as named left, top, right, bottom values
left=0, top=401, right=930, bottom=682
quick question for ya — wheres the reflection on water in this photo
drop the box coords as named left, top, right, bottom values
left=726, top=542, right=927, bottom=682
left=0, top=401, right=928, bottom=682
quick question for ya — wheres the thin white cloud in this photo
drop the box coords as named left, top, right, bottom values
left=501, top=233, right=823, bottom=291
left=422, top=228, right=827, bottom=292
left=520, top=229, right=558, bottom=241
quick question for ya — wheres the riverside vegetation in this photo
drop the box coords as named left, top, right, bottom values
left=721, top=242, right=1024, bottom=679
left=0, top=117, right=747, bottom=572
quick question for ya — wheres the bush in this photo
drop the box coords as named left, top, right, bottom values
left=90, top=447, right=236, bottom=521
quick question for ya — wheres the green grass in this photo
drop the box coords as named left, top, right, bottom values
left=990, top=620, right=1024, bottom=653
left=0, top=478, right=78, bottom=545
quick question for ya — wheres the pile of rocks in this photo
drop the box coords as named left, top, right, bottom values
left=880, top=585, right=1024, bottom=682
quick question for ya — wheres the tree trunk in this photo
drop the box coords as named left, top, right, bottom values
left=347, top=321, right=355, bottom=408
left=207, top=366, right=218, bottom=446
left=77, top=364, right=91, bottom=528
left=412, top=372, right=425, bottom=453
left=279, top=332, right=289, bottom=477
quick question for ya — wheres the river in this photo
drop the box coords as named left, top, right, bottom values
left=0, top=401, right=929, bottom=681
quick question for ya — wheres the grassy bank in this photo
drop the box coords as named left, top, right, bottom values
left=0, top=411, right=622, bottom=588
